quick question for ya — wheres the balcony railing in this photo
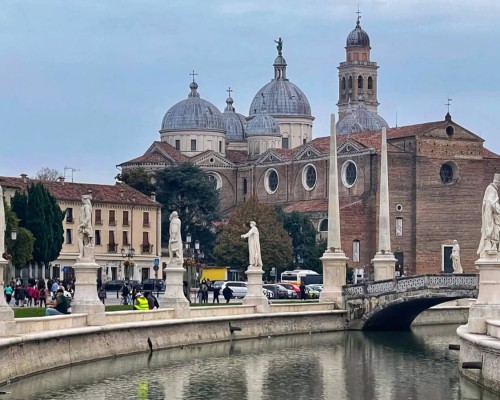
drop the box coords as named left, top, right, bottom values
left=141, top=244, right=153, bottom=254
left=109, top=220, right=116, bottom=226
left=107, top=243, right=118, bottom=253
left=95, top=219, right=103, bottom=225
left=123, top=220, right=130, bottom=227
left=66, top=217, right=74, bottom=223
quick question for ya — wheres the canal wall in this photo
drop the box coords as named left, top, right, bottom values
left=0, top=306, right=346, bottom=386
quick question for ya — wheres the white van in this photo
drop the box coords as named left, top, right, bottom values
left=221, top=281, right=247, bottom=299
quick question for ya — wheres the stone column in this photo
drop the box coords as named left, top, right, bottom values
left=0, top=259, right=15, bottom=337
left=320, top=114, right=348, bottom=308
left=161, top=258, right=190, bottom=318
left=372, top=127, right=397, bottom=281
left=467, top=253, right=500, bottom=333
left=243, top=267, right=269, bottom=313
left=72, top=246, right=106, bottom=326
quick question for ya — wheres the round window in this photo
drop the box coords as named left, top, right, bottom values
left=341, top=161, right=357, bottom=188
left=302, top=164, right=317, bottom=191
left=265, top=169, right=279, bottom=194
left=440, top=164, right=453, bottom=184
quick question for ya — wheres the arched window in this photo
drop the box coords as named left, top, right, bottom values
left=243, top=178, right=247, bottom=195
left=319, top=219, right=328, bottom=232
left=348, top=76, right=353, bottom=89
left=341, top=77, right=346, bottom=90
left=368, top=76, right=373, bottom=90
left=358, top=75, right=363, bottom=89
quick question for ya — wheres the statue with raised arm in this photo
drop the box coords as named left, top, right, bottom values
left=477, top=174, right=500, bottom=257
left=451, top=240, right=463, bottom=273
left=0, top=186, right=5, bottom=260
left=77, top=194, right=94, bottom=259
left=168, top=211, right=183, bottom=265
left=274, top=37, right=283, bottom=56
left=241, top=221, right=263, bottom=269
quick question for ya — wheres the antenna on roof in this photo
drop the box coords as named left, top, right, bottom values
left=64, top=166, right=79, bottom=183
left=395, top=112, right=398, bottom=128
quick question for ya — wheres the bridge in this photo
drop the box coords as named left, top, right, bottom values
left=343, top=274, right=479, bottom=331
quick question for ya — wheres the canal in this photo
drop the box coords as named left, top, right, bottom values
left=1, top=324, right=496, bottom=399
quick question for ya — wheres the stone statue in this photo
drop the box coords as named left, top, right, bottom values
left=0, top=186, right=5, bottom=260
left=477, top=174, right=500, bottom=256
left=274, top=37, right=283, bottom=56
left=451, top=240, right=463, bottom=273
left=241, top=221, right=263, bottom=269
left=77, top=194, right=94, bottom=259
left=168, top=211, right=183, bottom=265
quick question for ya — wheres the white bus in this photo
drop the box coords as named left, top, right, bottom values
left=280, top=269, right=319, bottom=285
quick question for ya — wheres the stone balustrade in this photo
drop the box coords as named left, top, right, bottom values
left=105, top=309, right=177, bottom=325
left=15, top=314, right=88, bottom=335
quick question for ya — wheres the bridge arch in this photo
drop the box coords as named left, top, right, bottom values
left=344, top=274, right=478, bottom=331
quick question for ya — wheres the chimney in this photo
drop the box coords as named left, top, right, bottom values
left=151, top=191, right=156, bottom=202
left=58, top=176, right=65, bottom=184
left=20, top=173, right=28, bottom=183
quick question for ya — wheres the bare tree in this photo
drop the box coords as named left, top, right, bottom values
left=34, top=167, right=63, bottom=181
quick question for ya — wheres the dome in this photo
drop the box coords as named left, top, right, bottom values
left=246, top=113, right=280, bottom=137
left=249, top=80, right=311, bottom=116
left=337, top=102, right=389, bottom=135
left=161, top=81, right=225, bottom=132
left=221, top=96, right=246, bottom=141
left=346, top=19, right=370, bottom=47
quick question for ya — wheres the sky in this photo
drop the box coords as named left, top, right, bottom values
left=1, top=0, right=499, bottom=184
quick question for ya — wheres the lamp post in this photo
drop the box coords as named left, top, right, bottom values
left=121, top=244, right=135, bottom=281
left=5, top=228, right=17, bottom=282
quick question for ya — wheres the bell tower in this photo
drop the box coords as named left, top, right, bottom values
left=337, top=13, right=380, bottom=120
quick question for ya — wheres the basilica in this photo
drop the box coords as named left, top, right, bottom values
left=118, top=16, right=500, bottom=277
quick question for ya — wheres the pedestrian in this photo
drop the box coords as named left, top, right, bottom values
left=26, top=285, right=34, bottom=307
left=200, top=281, right=208, bottom=303
left=183, top=281, right=191, bottom=304
left=121, top=283, right=130, bottom=305
left=4, top=284, right=13, bottom=305
left=299, top=282, right=307, bottom=301
left=213, top=286, right=220, bottom=304
left=38, top=286, right=47, bottom=308
left=98, top=286, right=106, bottom=305
left=222, top=285, right=233, bottom=304
left=32, top=285, right=40, bottom=306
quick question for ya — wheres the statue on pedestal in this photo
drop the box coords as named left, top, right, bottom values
left=78, top=194, right=94, bottom=260
left=168, top=211, right=183, bottom=265
left=451, top=240, right=463, bottom=273
left=274, top=37, right=283, bottom=56
left=477, top=174, right=500, bottom=257
left=241, top=221, right=263, bottom=269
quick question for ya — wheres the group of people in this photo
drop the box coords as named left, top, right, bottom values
left=3, top=277, right=74, bottom=308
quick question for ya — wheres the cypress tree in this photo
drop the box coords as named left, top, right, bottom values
left=26, top=183, right=50, bottom=265
left=11, top=191, right=27, bottom=227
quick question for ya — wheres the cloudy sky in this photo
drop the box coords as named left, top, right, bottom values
left=1, top=0, right=499, bottom=184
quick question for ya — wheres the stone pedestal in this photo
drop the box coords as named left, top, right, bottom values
left=0, top=259, right=15, bottom=337
left=161, top=258, right=190, bottom=318
left=72, top=249, right=105, bottom=326
left=372, top=252, right=397, bottom=281
left=468, top=253, right=500, bottom=333
left=320, top=250, right=348, bottom=308
left=243, top=267, right=269, bottom=313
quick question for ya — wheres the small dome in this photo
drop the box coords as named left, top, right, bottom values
left=346, top=19, right=370, bottom=47
left=222, top=96, right=246, bottom=141
left=337, top=102, right=389, bottom=135
left=250, top=80, right=311, bottom=116
left=246, top=113, right=280, bottom=137
left=161, top=82, right=225, bottom=132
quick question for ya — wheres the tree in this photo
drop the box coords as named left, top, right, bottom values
left=4, top=202, right=34, bottom=275
left=155, top=163, right=220, bottom=259
left=117, top=167, right=155, bottom=195
left=34, top=167, right=62, bottom=181
left=275, top=208, right=322, bottom=272
left=214, top=197, right=292, bottom=273
left=11, top=191, right=27, bottom=227
left=25, top=183, right=64, bottom=266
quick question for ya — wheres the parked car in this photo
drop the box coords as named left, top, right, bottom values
left=142, top=279, right=166, bottom=292
left=263, top=288, right=275, bottom=299
left=305, top=285, right=321, bottom=299
left=209, top=280, right=225, bottom=292
left=104, top=280, right=126, bottom=291
left=221, top=281, right=247, bottom=298
left=263, top=284, right=288, bottom=299
left=279, top=283, right=301, bottom=295
left=276, top=284, right=297, bottom=299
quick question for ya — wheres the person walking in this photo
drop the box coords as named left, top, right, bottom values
left=213, top=286, right=220, bottom=304
left=38, top=286, right=47, bottom=308
left=4, top=284, right=13, bottom=305
left=98, top=286, right=106, bottom=305
left=121, top=283, right=130, bottom=305
left=222, top=285, right=233, bottom=304
left=299, top=282, right=307, bottom=301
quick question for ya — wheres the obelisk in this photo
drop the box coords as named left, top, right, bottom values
left=319, top=114, right=348, bottom=308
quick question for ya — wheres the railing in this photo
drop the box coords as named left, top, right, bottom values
left=141, top=244, right=153, bottom=254
left=107, top=243, right=118, bottom=253
left=343, top=274, right=479, bottom=298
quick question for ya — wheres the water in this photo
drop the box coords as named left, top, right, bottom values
left=1, top=324, right=497, bottom=400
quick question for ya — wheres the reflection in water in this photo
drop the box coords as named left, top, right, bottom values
left=1, top=325, right=496, bottom=400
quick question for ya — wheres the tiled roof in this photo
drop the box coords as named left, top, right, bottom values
left=152, top=141, right=189, bottom=162
left=225, top=150, right=248, bottom=164
left=0, top=176, right=159, bottom=207
left=119, top=151, right=170, bottom=166
left=273, top=148, right=299, bottom=159
left=118, top=141, right=189, bottom=167
left=483, top=148, right=500, bottom=159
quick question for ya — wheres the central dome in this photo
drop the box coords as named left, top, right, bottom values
left=337, top=101, right=389, bottom=135
left=161, top=82, right=225, bottom=132
left=346, top=19, right=370, bottom=47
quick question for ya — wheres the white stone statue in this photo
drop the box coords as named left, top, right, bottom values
left=477, top=174, right=500, bottom=256
left=77, top=194, right=94, bottom=259
left=241, top=221, right=263, bottom=269
left=0, top=186, right=5, bottom=260
left=451, top=240, right=463, bottom=273
left=168, top=211, right=183, bottom=265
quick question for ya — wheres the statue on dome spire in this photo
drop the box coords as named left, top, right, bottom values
left=274, top=37, right=283, bottom=56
